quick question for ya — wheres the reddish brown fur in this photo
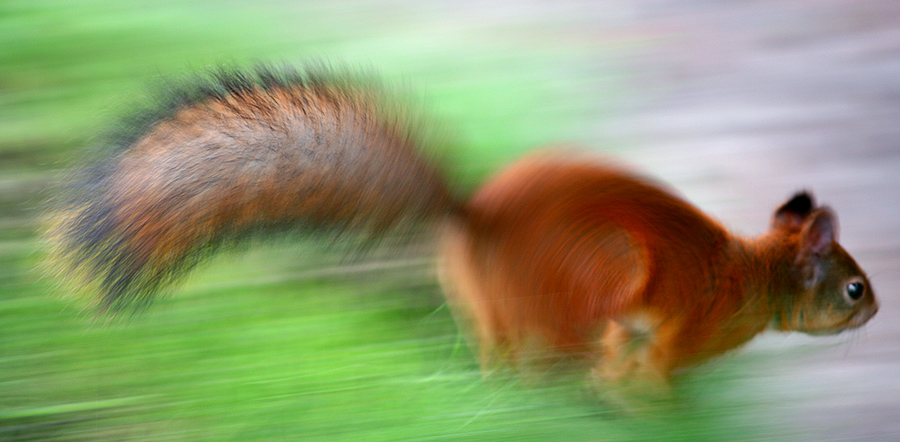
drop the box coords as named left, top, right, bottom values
left=440, top=153, right=877, bottom=383
left=113, top=85, right=453, bottom=259
left=45, top=68, right=457, bottom=310
left=46, top=67, right=878, bottom=386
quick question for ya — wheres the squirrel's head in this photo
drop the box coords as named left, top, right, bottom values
left=769, top=192, right=878, bottom=335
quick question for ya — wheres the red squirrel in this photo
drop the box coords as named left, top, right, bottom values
left=43, top=65, right=877, bottom=387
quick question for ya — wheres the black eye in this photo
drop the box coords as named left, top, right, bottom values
left=846, top=282, right=865, bottom=301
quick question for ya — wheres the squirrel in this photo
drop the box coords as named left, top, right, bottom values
left=43, top=65, right=878, bottom=387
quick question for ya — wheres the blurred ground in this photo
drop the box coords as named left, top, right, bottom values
left=2, top=0, right=898, bottom=440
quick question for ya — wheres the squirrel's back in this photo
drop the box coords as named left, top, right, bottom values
left=441, top=154, right=727, bottom=360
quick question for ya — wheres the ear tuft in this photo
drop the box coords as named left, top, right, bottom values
left=773, top=191, right=815, bottom=231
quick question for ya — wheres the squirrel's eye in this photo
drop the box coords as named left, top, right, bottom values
left=846, top=281, right=865, bottom=301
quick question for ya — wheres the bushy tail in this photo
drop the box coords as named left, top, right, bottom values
left=42, top=65, right=460, bottom=312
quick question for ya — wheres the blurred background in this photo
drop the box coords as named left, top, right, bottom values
left=2, top=0, right=898, bottom=440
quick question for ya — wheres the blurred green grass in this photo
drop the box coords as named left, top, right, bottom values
left=1, top=1, right=786, bottom=440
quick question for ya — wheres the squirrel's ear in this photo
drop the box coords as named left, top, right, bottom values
left=772, top=191, right=815, bottom=231
left=800, top=208, right=837, bottom=256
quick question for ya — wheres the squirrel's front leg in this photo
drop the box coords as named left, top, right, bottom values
left=592, top=315, right=682, bottom=403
